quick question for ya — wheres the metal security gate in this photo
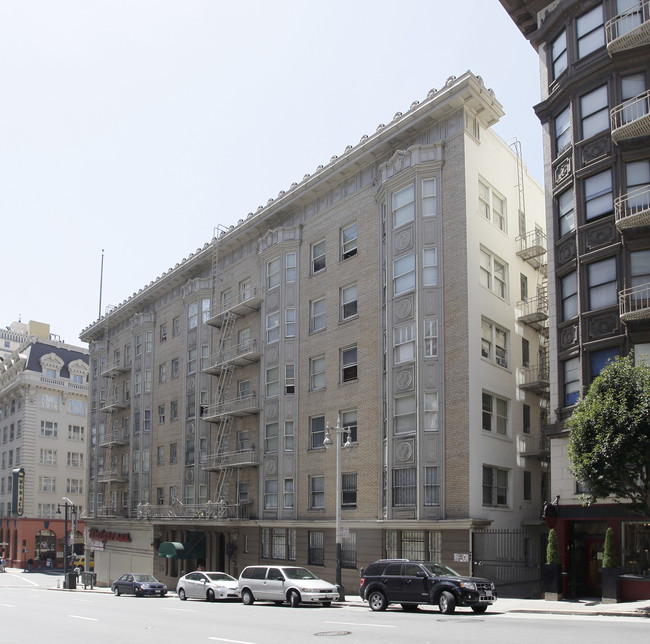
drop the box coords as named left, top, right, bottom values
left=472, top=529, right=547, bottom=598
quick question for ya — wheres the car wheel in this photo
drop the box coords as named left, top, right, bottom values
left=178, top=588, right=187, bottom=601
left=368, top=590, right=387, bottom=611
left=161, top=591, right=167, bottom=597
left=113, top=586, right=120, bottom=596
left=321, top=601, right=331, bottom=608
left=401, top=603, right=418, bottom=611
left=206, top=589, right=215, bottom=602
left=241, top=589, right=254, bottom=605
left=438, top=591, right=456, bottom=615
left=471, top=604, right=488, bottom=614
left=288, top=590, right=300, bottom=608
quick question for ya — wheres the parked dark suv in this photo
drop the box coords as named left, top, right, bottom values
left=359, top=559, right=496, bottom=614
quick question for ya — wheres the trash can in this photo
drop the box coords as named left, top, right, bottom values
left=65, top=572, right=77, bottom=589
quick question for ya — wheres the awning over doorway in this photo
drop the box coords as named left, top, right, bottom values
left=158, top=541, right=185, bottom=558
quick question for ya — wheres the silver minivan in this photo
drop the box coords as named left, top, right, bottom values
left=237, top=565, right=338, bottom=607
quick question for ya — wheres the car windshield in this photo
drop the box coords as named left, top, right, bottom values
left=421, top=563, right=461, bottom=577
left=207, top=573, right=235, bottom=582
left=133, top=574, right=158, bottom=583
left=282, top=567, right=319, bottom=580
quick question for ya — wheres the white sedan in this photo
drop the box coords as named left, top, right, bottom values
left=176, top=571, right=238, bottom=601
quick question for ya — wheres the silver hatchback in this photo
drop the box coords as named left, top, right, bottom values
left=238, top=565, right=338, bottom=607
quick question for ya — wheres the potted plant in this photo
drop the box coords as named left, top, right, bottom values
left=601, top=527, right=620, bottom=603
left=543, top=528, right=563, bottom=600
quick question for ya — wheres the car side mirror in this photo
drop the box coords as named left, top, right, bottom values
left=416, top=571, right=427, bottom=577
left=277, top=575, right=285, bottom=582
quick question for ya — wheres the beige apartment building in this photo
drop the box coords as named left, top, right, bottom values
left=80, top=71, right=547, bottom=594
left=0, top=321, right=89, bottom=568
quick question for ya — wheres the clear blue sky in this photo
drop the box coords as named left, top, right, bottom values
left=0, top=0, right=541, bottom=346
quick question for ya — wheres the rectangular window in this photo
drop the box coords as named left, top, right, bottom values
left=555, top=106, right=572, bottom=155
left=631, top=248, right=650, bottom=289
left=157, top=446, right=164, bottom=465
left=480, top=249, right=508, bottom=299
left=482, top=392, right=509, bottom=435
left=264, top=479, right=278, bottom=509
left=311, top=240, right=326, bottom=274
left=171, top=358, right=179, bottom=379
left=285, top=364, right=295, bottom=395
left=187, top=348, right=197, bottom=374
left=308, top=531, right=324, bottom=566
left=40, top=421, right=57, bottom=438
left=285, top=252, right=296, bottom=282
left=186, top=391, right=195, bottom=418
left=394, top=253, right=415, bottom=294
left=423, top=248, right=438, bottom=286
left=39, top=448, right=57, bottom=465
left=170, top=443, right=177, bottom=463
left=590, top=346, right=620, bottom=382
left=267, top=257, right=280, bottom=290
left=310, top=298, right=326, bottom=332
left=158, top=404, right=165, bottom=424
left=68, top=425, right=84, bottom=441
left=393, top=183, right=415, bottom=227
left=285, top=308, right=296, bottom=338
left=284, top=479, right=294, bottom=509
left=585, top=169, right=613, bottom=220
left=266, top=311, right=280, bottom=343
left=310, top=415, right=325, bottom=450
left=625, top=159, right=650, bottom=213
left=341, top=532, right=357, bottom=569
left=577, top=3, right=604, bottom=59
left=342, top=472, right=357, bottom=508
left=172, top=317, right=180, bottom=337
left=481, top=319, right=508, bottom=367
left=394, top=394, right=416, bottom=435
left=523, top=403, right=531, bottom=434
left=558, top=187, right=575, bottom=237
left=309, top=475, right=325, bottom=509
left=170, top=400, right=178, bottom=421
left=341, top=223, right=358, bottom=259
left=202, top=297, right=211, bottom=324
left=159, top=323, right=167, bottom=343
left=144, top=370, right=152, bottom=393
left=483, top=465, right=509, bottom=507
left=588, top=257, right=617, bottom=309
left=424, top=319, right=438, bottom=358
left=561, top=271, right=578, bottom=321
left=188, top=301, right=198, bottom=329
left=66, top=478, right=83, bottom=495
left=284, top=420, right=294, bottom=451
left=422, top=178, right=436, bottom=216
left=310, top=356, right=326, bottom=391
left=265, top=422, right=278, bottom=453
left=39, top=476, right=56, bottom=493
left=341, top=409, right=358, bottom=444
left=523, top=471, right=532, bottom=501
left=580, top=85, right=609, bottom=140
left=552, top=29, right=567, bottom=79
left=424, top=466, right=440, bottom=506
left=340, top=284, right=358, bottom=320
left=145, top=330, right=153, bottom=353
left=563, top=356, right=581, bottom=406
left=479, top=180, right=506, bottom=231
left=394, top=324, right=415, bottom=364
left=158, top=363, right=166, bottom=383
left=135, top=333, right=143, bottom=356
left=341, top=345, right=358, bottom=383
left=265, top=366, right=279, bottom=398
left=393, top=467, right=416, bottom=506
left=425, top=392, right=438, bottom=431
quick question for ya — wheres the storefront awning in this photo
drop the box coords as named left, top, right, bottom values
left=158, top=541, right=185, bottom=558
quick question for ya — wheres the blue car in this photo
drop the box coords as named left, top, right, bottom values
left=112, top=573, right=167, bottom=597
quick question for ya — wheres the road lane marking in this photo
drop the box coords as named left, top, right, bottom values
left=0, top=604, right=16, bottom=608
left=325, top=621, right=396, bottom=628
left=69, top=615, right=98, bottom=621
left=208, top=638, right=257, bottom=644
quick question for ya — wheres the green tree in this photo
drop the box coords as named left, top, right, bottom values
left=567, top=355, right=650, bottom=515
left=602, top=527, right=618, bottom=568
left=546, top=528, right=561, bottom=565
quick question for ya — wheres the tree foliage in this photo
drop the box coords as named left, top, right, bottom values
left=546, top=528, right=561, bottom=565
left=567, top=355, right=650, bottom=515
left=602, top=527, right=618, bottom=568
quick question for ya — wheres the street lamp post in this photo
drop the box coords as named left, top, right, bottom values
left=57, top=498, right=76, bottom=584
left=322, top=414, right=352, bottom=601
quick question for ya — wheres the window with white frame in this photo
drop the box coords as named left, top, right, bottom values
left=311, top=240, right=326, bottom=274
left=341, top=345, right=358, bottom=383
left=158, top=404, right=165, bottom=424
left=422, top=178, right=437, bottom=216
left=424, top=392, right=438, bottom=431
left=482, top=465, right=509, bottom=507
left=479, top=180, right=506, bottom=231
left=392, top=467, right=416, bottom=506
left=264, top=479, right=278, bottom=509
left=580, top=85, right=609, bottom=140
left=424, top=319, right=438, bottom=358
left=40, top=421, right=57, bottom=438
left=341, top=409, right=357, bottom=443
left=423, top=248, right=437, bottom=286
left=482, top=391, right=509, bottom=435
left=285, top=308, right=296, bottom=337
left=42, top=395, right=59, bottom=411
left=394, top=253, right=415, bottom=295
left=144, top=369, right=152, bottom=392
left=309, top=475, right=325, bottom=509
left=284, top=421, right=294, bottom=451
left=394, top=324, right=415, bottom=364
left=265, top=422, right=278, bottom=453
left=310, top=298, right=326, bottom=332
left=39, top=448, right=57, bottom=465
left=188, top=301, right=198, bottom=329
left=310, top=415, right=325, bottom=450
left=576, top=3, right=604, bottom=59
left=267, top=257, right=280, bottom=290
left=266, top=311, right=280, bottom=343
left=561, top=270, right=578, bottom=321
left=341, top=223, right=358, bottom=259
left=40, top=476, right=56, bottom=493
left=555, top=106, right=572, bottom=156
left=424, top=466, right=440, bottom=505
left=187, top=348, right=197, bottom=374
left=265, top=366, right=279, bottom=398
left=558, top=187, right=575, bottom=237
left=285, top=252, right=296, bottom=282
left=66, top=479, right=83, bottom=495
left=481, top=318, right=508, bottom=367
left=480, top=249, right=508, bottom=299
left=393, top=183, right=415, bottom=228
left=284, top=479, right=294, bottom=509
left=68, top=425, right=84, bottom=441
left=310, top=355, right=326, bottom=391
left=340, top=284, right=358, bottom=320
left=588, top=257, right=618, bottom=310
left=67, top=452, right=84, bottom=468
left=394, top=394, right=416, bottom=435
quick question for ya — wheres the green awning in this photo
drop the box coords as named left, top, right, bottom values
left=158, top=541, right=185, bottom=558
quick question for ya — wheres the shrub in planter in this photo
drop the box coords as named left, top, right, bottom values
left=601, top=527, right=620, bottom=604
left=544, top=529, right=563, bottom=600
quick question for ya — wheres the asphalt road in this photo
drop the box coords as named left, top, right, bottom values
left=1, top=570, right=649, bottom=643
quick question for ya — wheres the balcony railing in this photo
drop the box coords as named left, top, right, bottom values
left=619, top=282, right=650, bottom=322
left=518, top=364, right=550, bottom=395
left=204, top=338, right=262, bottom=374
left=611, top=89, right=650, bottom=143
left=517, top=434, right=550, bottom=459
left=101, top=360, right=130, bottom=377
left=99, top=432, right=129, bottom=448
left=100, top=394, right=130, bottom=412
left=97, top=470, right=129, bottom=483
left=614, top=185, right=650, bottom=230
left=206, top=288, right=263, bottom=327
left=516, top=230, right=546, bottom=271
left=606, top=0, right=650, bottom=55
left=136, top=501, right=250, bottom=520
left=203, top=393, right=260, bottom=421
left=517, top=294, right=549, bottom=332
left=203, top=449, right=260, bottom=471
